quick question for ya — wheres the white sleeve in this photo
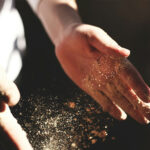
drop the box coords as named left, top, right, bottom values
left=26, top=0, right=41, bottom=12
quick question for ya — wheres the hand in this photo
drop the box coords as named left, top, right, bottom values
left=0, top=65, right=32, bottom=149
left=0, top=103, right=33, bottom=150
left=0, top=65, right=20, bottom=109
left=55, top=24, right=150, bottom=124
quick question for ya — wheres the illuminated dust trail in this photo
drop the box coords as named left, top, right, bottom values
left=11, top=88, right=115, bottom=150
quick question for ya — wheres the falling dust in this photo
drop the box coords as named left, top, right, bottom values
left=81, top=55, right=119, bottom=94
left=11, top=88, right=116, bottom=150
left=10, top=56, right=126, bottom=149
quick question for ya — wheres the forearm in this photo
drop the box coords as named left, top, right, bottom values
left=36, top=0, right=82, bottom=46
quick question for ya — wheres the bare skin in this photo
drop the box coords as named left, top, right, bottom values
left=37, top=0, right=150, bottom=124
left=0, top=66, right=33, bottom=149
left=0, top=103, right=33, bottom=150
left=0, top=65, right=20, bottom=107
left=55, top=24, right=150, bottom=124
left=1, top=0, right=150, bottom=148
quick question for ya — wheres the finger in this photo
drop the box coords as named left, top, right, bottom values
left=102, top=83, right=149, bottom=124
left=88, top=28, right=130, bottom=58
left=90, top=90, right=127, bottom=120
left=0, top=66, right=20, bottom=106
left=4, top=82, right=20, bottom=106
left=114, top=78, right=140, bottom=108
left=118, top=60, right=150, bottom=103
left=0, top=103, right=33, bottom=150
left=114, top=78, right=150, bottom=120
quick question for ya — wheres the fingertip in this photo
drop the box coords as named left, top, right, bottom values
left=146, top=120, right=150, bottom=124
left=7, top=83, right=20, bottom=106
left=115, top=106, right=127, bottom=120
left=140, top=117, right=150, bottom=125
left=134, top=111, right=150, bottom=124
left=110, top=112, right=127, bottom=121
left=120, top=48, right=130, bottom=57
left=107, top=47, right=130, bottom=58
left=120, top=111, right=127, bottom=120
left=109, top=107, right=127, bottom=121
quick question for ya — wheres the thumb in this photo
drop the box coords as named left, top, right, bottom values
left=88, top=28, right=130, bottom=58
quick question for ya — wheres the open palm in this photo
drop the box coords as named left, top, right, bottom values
left=56, top=24, right=150, bottom=124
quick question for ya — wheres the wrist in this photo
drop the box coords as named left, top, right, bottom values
left=54, top=22, right=82, bottom=47
left=37, top=0, right=82, bottom=46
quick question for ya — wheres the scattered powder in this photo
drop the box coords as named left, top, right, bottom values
left=9, top=55, right=131, bottom=149
left=11, top=88, right=115, bottom=150
left=91, top=139, right=97, bottom=144
left=81, top=56, right=119, bottom=95
left=91, top=130, right=108, bottom=138
left=68, top=102, right=76, bottom=109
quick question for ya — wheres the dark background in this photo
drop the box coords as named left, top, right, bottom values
left=12, top=0, right=150, bottom=150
